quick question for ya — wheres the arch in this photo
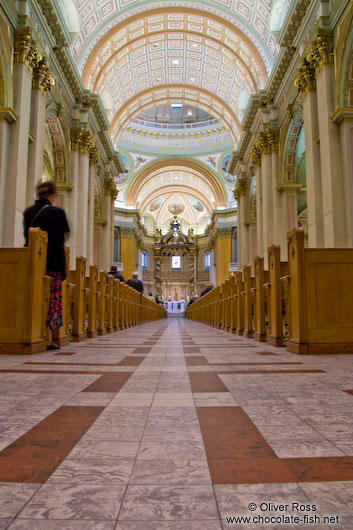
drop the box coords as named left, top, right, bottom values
left=0, top=15, right=13, bottom=107
left=109, top=85, right=241, bottom=145
left=91, top=30, right=258, bottom=98
left=269, top=0, right=291, bottom=35
left=125, top=158, right=227, bottom=208
left=279, top=110, right=305, bottom=185
left=45, top=112, right=70, bottom=185
left=81, top=7, right=268, bottom=90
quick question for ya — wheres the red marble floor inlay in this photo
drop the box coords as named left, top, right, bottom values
left=283, top=457, right=353, bottom=482
left=24, top=358, right=144, bottom=367
left=0, top=369, right=105, bottom=375
left=54, top=351, right=77, bottom=356
left=343, top=390, right=353, bottom=396
left=197, top=407, right=295, bottom=484
left=188, top=373, right=229, bottom=392
left=197, top=406, right=353, bottom=484
left=215, top=369, right=325, bottom=374
left=185, top=356, right=210, bottom=366
left=185, top=357, right=303, bottom=367
left=256, top=351, right=278, bottom=355
left=0, top=406, right=103, bottom=483
left=82, top=372, right=133, bottom=392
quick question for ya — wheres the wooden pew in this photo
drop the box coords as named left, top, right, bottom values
left=287, top=229, right=353, bottom=354
left=0, top=228, right=50, bottom=354
left=267, top=246, right=288, bottom=347
left=253, top=256, right=268, bottom=342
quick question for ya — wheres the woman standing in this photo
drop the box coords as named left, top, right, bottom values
left=23, top=181, right=70, bottom=350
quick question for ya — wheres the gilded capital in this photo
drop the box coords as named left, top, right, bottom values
left=233, top=178, right=247, bottom=200
left=104, top=179, right=118, bottom=200
left=217, top=227, right=233, bottom=238
left=14, top=29, right=34, bottom=71
left=294, top=58, right=316, bottom=96
left=250, top=142, right=262, bottom=166
left=32, top=57, right=56, bottom=95
left=307, top=32, right=334, bottom=76
left=71, top=129, right=92, bottom=154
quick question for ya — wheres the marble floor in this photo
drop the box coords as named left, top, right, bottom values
left=0, top=319, right=353, bottom=529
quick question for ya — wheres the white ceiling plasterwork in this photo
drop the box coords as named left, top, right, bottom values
left=73, top=0, right=278, bottom=73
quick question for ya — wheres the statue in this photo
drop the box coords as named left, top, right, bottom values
left=154, top=228, right=162, bottom=244
left=188, top=228, right=194, bottom=243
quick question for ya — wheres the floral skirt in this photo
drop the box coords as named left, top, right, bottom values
left=46, top=271, right=63, bottom=331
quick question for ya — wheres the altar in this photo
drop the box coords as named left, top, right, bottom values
left=166, top=300, right=186, bottom=314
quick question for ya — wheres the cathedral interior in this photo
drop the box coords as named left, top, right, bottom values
left=0, top=0, right=353, bottom=528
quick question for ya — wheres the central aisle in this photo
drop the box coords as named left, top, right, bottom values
left=0, top=319, right=352, bottom=528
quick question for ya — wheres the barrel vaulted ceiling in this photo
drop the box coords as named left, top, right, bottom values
left=70, top=0, right=280, bottom=147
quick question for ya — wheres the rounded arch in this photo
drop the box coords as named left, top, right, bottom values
left=110, top=85, right=240, bottom=145
left=91, top=30, right=258, bottom=98
left=81, top=7, right=268, bottom=90
left=125, top=158, right=227, bottom=208
left=45, top=111, right=70, bottom=185
left=279, top=108, right=304, bottom=185
left=0, top=16, right=13, bottom=107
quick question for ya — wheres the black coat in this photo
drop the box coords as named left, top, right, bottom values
left=23, top=198, right=70, bottom=280
left=127, top=278, right=144, bottom=294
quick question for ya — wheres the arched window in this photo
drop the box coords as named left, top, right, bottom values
left=270, top=0, right=291, bottom=34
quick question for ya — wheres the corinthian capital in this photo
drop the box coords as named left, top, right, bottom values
left=32, top=57, right=56, bottom=95
left=233, top=178, right=248, bottom=200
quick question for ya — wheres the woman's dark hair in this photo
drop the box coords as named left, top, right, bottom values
left=36, top=180, right=57, bottom=198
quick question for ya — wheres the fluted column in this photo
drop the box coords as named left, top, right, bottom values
left=313, top=34, right=346, bottom=246
left=302, top=86, right=324, bottom=247
left=3, top=30, right=34, bottom=245
left=234, top=176, right=248, bottom=267
left=76, top=138, right=90, bottom=258
left=0, top=110, right=16, bottom=245
left=87, top=161, right=97, bottom=267
left=261, top=133, right=274, bottom=266
left=332, top=109, right=353, bottom=247
left=26, top=58, right=55, bottom=206
left=271, top=143, right=281, bottom=244
left=251, top=145, right=262, bottom=258
left=103, top=178, right=117, bottom=272
left=67, top=131, right=80, bottom=269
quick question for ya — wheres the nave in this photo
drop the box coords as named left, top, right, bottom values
left=0, top=319, right=352, bottom=529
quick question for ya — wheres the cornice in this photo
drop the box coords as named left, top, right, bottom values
left=0, top=107, right=17, bottom=124
left=331, top=108, right=353, bottom=125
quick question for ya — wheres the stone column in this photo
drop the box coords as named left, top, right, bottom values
left=271, top=143, right=282, bottom=246
left=302, top=88, right=324, bottom=247
left=26, top=58, right=55, bottom=206
left=102, top=178, right=117, bottom=272
left=0, top=110, right=16, bottom=245
left=215, top=228, right=232, bottom=286
left=67, top=131, right=80, bottom=269
left=87, top=158, right=98, bottom=268
left=234, top=176, right=248, bottom=267
left=120, top=227, right=136, bottom=281
left=260, top=133, right=274, bottom=266
left=251, top=145, right=262, bottom=257
left=76, top=134, right=90, bottom=258
left=313, top=36, right=346, bottom=246
left=3, top=30, right=34, bottom=246
left=332, top=110, right=353, bottom=247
